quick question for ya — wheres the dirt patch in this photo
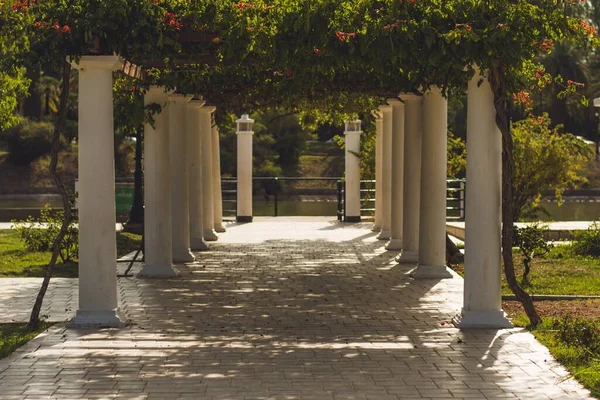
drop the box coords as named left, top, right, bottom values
left=503, top=299, right=600, bottom=320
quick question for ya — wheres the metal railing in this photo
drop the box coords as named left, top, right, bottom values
left=221, top=177, right=466, bottom=221
left=446, top=179, right=466, bottom=221
left=221, top=177, right=341, bottom=217
left=336, top=178, right=466, bottom=222
left=335, top=180, right=376, bottom=221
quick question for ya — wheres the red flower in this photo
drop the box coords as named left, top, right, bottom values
left=34, top=21, right=41, bottom=28
left=335, top=31, right=357, bottom=41
left=313, top=47, right=322, bottom=56
left=61, top=25, right=70, bottom=33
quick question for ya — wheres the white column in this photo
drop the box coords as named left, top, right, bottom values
left=372, top=111, right=383, bottom=232
left=69, top=55, right=124, bottom=327
left=237, top=119, right=254, bottom=222
left=385, top=99, right=404, bottom=250
left=397, top=94, right=423, bottom=263
left=412, top=87, right=453, bottom=279
left=168, top=94, right=195, bottom=263
left=139, top=86, right=179, bottom=278
left=212, top=123, right=226, bottom=232
left=200, top=106, right=218, bottom=240
left=344, top=121, right=361, bottom=222
left=377, top=105, right=393, bottom=240
left=187, top=99, right=209, bottom=251
left=454, top=69, right=512, bottom=328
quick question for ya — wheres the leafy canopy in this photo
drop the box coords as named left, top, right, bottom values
left=5, top=0, right=595, bottom=118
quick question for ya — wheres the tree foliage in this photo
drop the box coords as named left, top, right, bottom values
left=513, top=113, right=592, bottom=221
left=0, top=2, right=31, bottom=129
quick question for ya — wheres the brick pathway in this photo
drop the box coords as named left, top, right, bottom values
left=0, top=218, right=593, bottom=399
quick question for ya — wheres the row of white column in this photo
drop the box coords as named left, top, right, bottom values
left=372, top=71, right=512, bottom=329
left=70, top=55, right=226, bottom=327
left=140, top=90, right=226, bottom=279
left=70, top=55, right=509, bottom=329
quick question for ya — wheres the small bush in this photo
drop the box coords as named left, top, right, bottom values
left=0, top=119, right=54, bottom=165
left=515, top=223, right=551, bottom=285
left=573, top=222, right=600, bottom=258
left=546, top=243, right=575, bottom=259
left=12, top=205, right=78, bottom=262
left=554, top=317, right=600, bottom=357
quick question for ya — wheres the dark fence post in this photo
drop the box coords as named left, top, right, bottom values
left=337, top=180, right=343, bottom=221
left=274, top=177, right=279, bottom=217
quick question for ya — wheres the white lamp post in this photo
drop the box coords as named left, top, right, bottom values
left=237, top=114, right=254, bottom=222
left=344, top=119, right=362, bottom=222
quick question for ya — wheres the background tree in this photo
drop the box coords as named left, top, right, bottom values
left=0, top=2, right=31, bottom=130
left=512, top=113, right=592, bottom=221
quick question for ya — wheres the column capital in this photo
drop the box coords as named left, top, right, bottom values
left=424, top=85, right=443, bottom=96
left=168, top=93, right=193, bottom=103
left=187, top=99, right=206, bottom=108
left=70, top=55, right=123, bottom=71
left=378, top=104, right=393, bottom=113
left=371, top=110, right=382, bottom=119
left=386, top=98, right=404, bottom=106
left=199, top=105, right=217, bottom=113
left=145, top=86, right=171, bottom=105
left=399, top=92, right=423, bottom=102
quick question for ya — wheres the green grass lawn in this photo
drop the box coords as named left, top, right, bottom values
left=509, top=251, right=600, bottom=295
left=0, top=229, right=142, bottom=278
left=513, top=317, right=600, bottom=397
left=451, top=248, right=600, bottom=296
left=0, top=322, right=50, bottom=359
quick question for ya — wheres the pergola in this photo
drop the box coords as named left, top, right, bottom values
left=70, top=53, right=511, bottom=330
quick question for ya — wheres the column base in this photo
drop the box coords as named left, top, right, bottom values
left=68, top=308, right=125, bottom=328
left=204, top=229, right=218, bottom=241
left=377, top=230, right=391, bottom=240
left=452, top=308, right=513, bottom=329
left=236, top=216, right=253, bottom=223
left=410, top=265, right=454, bottom=279
left=190, top=237, right=209, bottom=251
left=371, top=224, right=381, bottom=232
left=173, top=250, right=195, bottom=263
left=138, top=263, right=180, bottom=278
left=345, top=216, right=361, bottom=223
left=385, top=238, right=402, bottom=251
left=396, top=250, right=419, bottom=263
left=214, top=223, right=226, bottom=233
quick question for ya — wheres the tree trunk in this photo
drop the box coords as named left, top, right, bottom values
left=488, top=66, right=542, bottom=327
left=28, top=61, right=72, bottom=330
left=126, top=125, right=144, bottom=230
left=522, top=257, right=531, bottom=286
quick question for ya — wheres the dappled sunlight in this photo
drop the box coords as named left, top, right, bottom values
left=0, top=219, right=590, bottom=399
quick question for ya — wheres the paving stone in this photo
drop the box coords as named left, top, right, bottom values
left=0, top=218, right=594, bottom=399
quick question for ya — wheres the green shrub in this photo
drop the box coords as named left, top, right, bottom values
left=546, top=243, right=575, bottom=259
left=12, top=205, right=78, bottom=262
left=572, top=222, right=600, bottom=258
left=515, top=223, right=551, bottom=285
left=0, top=118, right=54, bottom=165
left=554, top=317, right=600, bottom=357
